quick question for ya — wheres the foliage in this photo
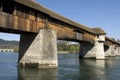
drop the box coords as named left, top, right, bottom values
left=0, top=39, right=19, bottom=52
left=0, top=39, right=80, bottom=53
left=57, top=40, right=79, bottom=52
left=14, top=47, right=19, bottom=53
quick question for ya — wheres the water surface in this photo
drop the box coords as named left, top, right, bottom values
left=0, top=53, right=120, bottom=80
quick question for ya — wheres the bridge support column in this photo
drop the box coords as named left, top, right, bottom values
left=18, top=29, right=58, bottom=68
left=79, top=41, right=104, bottom=59
left=118, top=47, right=120, bottom=56
left=79, top=42, right=96, bottom=59
left=95, top=41, right=105, bottom=59
left=110, top=45, right=116, bottom=56
left=105, top=45, right=114, bottom=57
left=79, top=35, right=105, bottom=59
left=105, top=45, right=117, bottom=57
left=115, top=47, right=119, bottom=56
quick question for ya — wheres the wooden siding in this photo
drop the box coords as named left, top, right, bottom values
left=105, top=38, right=120, bottom=47
left=0, top=1, right=96, bottom=42
left=82, top=33, right=95, bottom=42
left=49, top=21, right=76, bottom=40
left=104, top=40, right=113, bottom=46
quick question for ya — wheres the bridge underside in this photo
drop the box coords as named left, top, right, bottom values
left=0, top=27, right=120, bottom=68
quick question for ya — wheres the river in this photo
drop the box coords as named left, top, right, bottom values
left=0, top=53, right=120, bottom=80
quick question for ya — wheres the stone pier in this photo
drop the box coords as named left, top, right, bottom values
left=95, top=40, right=105, bottom=59
left=115, top=47, right=119, bottom=56
left=79, top=42, right=96, bottom=59
left=105, top=45, right=114, bottom=57
left=79, top=34, right=105, bottom=59
left=118, top=47, right=120, bottom=56
left=105, top=45, right=117, bottom=57
left=79, top=41, right=105, bottom=59
left=18, top=29, right=58, bottom=68
left=104, top=45, right=110, bottom=57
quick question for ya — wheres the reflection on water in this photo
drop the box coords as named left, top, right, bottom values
left=79, top=60, right=106, bottom=80
left=1, top=53, right=120, bottom=80
left=18, top=68, right=57, bottom=80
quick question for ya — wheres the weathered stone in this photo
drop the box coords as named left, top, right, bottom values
left=18, top=29, right=58, bottom=68
left=79, top=42, right=96, bottom=59
left=95, top=41, right=104, bottom=59
left=118, top=47, right=120, bottom=55
left=105, top=45, right=120, bottom=57
left=105, top=45, right=112, bottom=57
left=79, top=35, right=105, bottom=59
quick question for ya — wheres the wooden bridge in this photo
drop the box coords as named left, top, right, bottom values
left=0, top=0, right=120, bottom=68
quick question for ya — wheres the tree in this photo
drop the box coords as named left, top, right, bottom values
left=57, top=40, right=79, bottom=53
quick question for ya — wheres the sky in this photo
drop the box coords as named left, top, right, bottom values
left=0, top=0, right=120, bottom=41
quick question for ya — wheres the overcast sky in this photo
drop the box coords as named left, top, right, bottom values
left=0, top=0, right=120, bottom=40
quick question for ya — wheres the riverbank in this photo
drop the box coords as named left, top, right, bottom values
left=58, top=51, right=79, bottom=54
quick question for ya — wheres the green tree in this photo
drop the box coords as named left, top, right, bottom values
left=14, top=47, right=19, bottom=53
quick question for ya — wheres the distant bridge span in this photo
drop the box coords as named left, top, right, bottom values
left=0, top=0, right=120, bottom=68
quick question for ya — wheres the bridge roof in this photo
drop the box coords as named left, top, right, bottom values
left=13, top=0, right=96, bottom=34
left=92, top=27, right=106, bottom=35
left=106, top=36, right=120, bottom=45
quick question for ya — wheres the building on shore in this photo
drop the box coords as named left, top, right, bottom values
left=0, top=49, right=14, bottom=53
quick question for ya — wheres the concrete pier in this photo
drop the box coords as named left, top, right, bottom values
left=18, top=29, right=58, bottom=68
left=105, top=45, right=112, bottom=57
left=105, top=45, right=114, bottom=57
left=95, top=41, right=105, bottom=59
left=114, top=47, right=118, bottom=56
left=79, top=42, right=96, bottom=59
left=118, top=47, right=120, bottom=56
left=79, top=35, right=105, bottom=59
left=105, top=45, right=117, bottom=57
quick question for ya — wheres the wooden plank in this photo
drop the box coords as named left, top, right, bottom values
left=33, top=21, right=37, bottom=32
left=16, top=5, right=22, bottom=17
left=83, top=33, right=95, bottom=41
left=13, top=6, right=17, bottom=16
left=29, top=10, right=36, bottom=20
left=37, top=22, right=45, bottom=31
left=13, top=16, right=18, bottom=30
left=21, top=18, right=27, bottom=31
left=0, top=13, right=3, bottom=27
left=0, top=13, right=9, bottom=28
left=17, top=17, right=22, bottom=30
left=26, top=19, right=31, bottom=31
left=30, top=20, right=33, bottom=32
left=37, top=13, right=44, bottom=23
left=8, top=15, right=13, bottom=28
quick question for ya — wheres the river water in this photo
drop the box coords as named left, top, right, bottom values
left=0, top=53, right=120, bottom=80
